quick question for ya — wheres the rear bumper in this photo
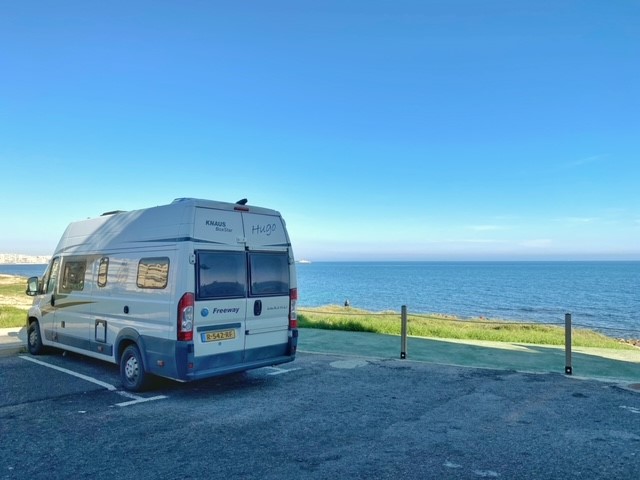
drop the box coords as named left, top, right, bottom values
left=143, top=335, right=297, bottom=383
left=186, top=354, right=295, bottom=381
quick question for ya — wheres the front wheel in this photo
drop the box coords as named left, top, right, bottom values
left=27, top=320, right=44, bottom=355
left=120, top=344, right=149, bottom=392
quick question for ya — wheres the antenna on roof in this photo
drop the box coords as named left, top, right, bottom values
left=236, top=198, right=248, bottom=205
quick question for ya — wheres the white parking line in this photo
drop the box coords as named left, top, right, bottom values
left=114, top=391, right=168, bottom=407
left=19, top=355, right=168, bottom=407
left=20, top=355, right=117, bottom=391
left=620, top=405, right=640, bottom=414
left=265, top=366, right=301, bottom=376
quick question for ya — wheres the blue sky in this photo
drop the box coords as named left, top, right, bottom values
left=1, top=1, right=638, bottom=261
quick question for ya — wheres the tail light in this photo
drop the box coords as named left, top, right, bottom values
left=178, top=292, right=194, bottom=341
left=289, top=288, right=298, bottom=329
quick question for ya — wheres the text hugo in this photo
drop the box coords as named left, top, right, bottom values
left=252, top=223, right=277, bottom=236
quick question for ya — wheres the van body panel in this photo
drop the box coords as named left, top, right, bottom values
left=193, top=208, right=245, bottom=245
left=242, top=212, right=290, bottom=247
left=245, top=295, right=289, bottom=352
left=193, top=299, right=247, bottom=361
left=26, top=198, right=297, bottom=388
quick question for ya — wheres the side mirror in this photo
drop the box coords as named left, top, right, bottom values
left=26, top=276, right=40, bottom=296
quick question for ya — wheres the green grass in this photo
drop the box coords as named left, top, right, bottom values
left=298, top=305, right=633, bottom=350
left=0, top=276, right=31, bottom=328
left=0, top=281, right=26, bottom=297
left=0, top=305, right=26, bottom=328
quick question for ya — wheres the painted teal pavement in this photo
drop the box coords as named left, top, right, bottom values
left=298, top=328, right=640, bottom=384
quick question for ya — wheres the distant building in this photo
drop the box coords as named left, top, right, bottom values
left=0, top=253, right=51, bottom=264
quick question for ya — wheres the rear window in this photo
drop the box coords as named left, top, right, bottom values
left=197, top=251, right=247, bottom=299
left=249, top=252, right=289, bottom=296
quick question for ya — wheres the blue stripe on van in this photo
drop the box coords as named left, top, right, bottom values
left=134, top=237, right=292, bottom=247
left=54, top=238, right=292, bottom=254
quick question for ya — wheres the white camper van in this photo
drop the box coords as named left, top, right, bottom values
left=25, top=198, right=298, bottom=391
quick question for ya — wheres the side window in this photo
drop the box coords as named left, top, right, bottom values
left=44, top=257, right=61, bottom=294
left=60, top=258, right=87, bottom=293
left=249, top=252, right=289, bottom=296
left=197, top=251, right=247, bottom=300
left=97, top=257, right=109, bottom=287
left=137, top=257, right=169, bottom=289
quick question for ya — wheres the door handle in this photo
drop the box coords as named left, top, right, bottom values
left=254, top=300, right=262, bottom=316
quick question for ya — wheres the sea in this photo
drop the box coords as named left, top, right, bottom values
left=0, top=264, right=48, bottom=278
left=295, top=261, right=639, bottom=338
left=2, top=261, right=638, bottom=337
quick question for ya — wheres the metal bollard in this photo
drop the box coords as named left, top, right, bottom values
left=565, top=313, right=572, bottom=375
left=400, top=305, right=408, bottom=359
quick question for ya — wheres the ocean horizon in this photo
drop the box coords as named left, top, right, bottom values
left=295, top=260, right=640, bottom=339
left=2, top=260, right=638, bottom=338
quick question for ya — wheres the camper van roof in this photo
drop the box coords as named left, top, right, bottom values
left=172, top=197, right=247, bottom=204
left=54, top=197, right=287, bottom=257
left=170, top=197, right=276, bottom=212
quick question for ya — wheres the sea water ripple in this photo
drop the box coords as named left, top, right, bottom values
left=296, top=261, right=640, bottom=337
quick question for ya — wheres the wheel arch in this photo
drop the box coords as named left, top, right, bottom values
left=26, top=312, right=40, bottom=329
left=115, top=328, right=148, bottom=372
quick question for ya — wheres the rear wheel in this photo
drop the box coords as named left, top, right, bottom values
left=120, top=344, right=149, bottom=392
left=27, top=320, right=44, bottom=355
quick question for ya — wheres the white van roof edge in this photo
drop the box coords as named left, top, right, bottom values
left=54, top=198, right=289, bottom=257
left=171, top=197, right=280, bottom=215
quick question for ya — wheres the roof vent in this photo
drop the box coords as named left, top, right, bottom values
left=236, top=198, right=248, bottom=205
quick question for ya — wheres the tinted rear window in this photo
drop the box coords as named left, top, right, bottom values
left=249, top=252, right=289, bottom=296
left=197, top=251, right=247, bottom=299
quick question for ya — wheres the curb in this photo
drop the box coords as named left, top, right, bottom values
left=0, top=343, right=26, bottom=356
left=0, top=327, right=27, bottom=357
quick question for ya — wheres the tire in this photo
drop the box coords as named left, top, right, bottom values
left=27, top=320, right=44, bottom=355
left=120, top=344, right=149, bottom=392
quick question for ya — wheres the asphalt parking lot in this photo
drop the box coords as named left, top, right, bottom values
left=1, top=348, right=640, bottom=480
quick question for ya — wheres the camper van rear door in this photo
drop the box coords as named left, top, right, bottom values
left=193, top=251, right=248, bottom=364
left=244, top=252, right=290, bottom=360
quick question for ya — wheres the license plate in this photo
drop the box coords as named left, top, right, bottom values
left=202, top=329, right=236, bottom=342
